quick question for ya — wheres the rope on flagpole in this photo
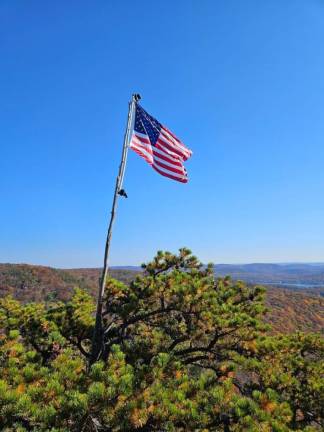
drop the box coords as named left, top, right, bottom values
left=88, top=93, right=141, bottom=369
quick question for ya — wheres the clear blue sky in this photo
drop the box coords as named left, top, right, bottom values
left=1, top=1, right=324, bottom=267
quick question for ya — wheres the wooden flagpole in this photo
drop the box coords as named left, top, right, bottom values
left=89, top=93, right=141, bottom=368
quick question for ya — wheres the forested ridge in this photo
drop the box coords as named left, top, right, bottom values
left=0, top=263, right=323, bottom=335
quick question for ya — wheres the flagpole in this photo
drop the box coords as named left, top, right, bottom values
left=89, top=93, right=140, bottom=368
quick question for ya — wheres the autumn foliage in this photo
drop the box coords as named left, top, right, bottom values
left=0, top=249, right=323, bottom=431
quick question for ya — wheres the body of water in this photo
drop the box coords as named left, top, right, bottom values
left=259, top=282, right=324, bottom=289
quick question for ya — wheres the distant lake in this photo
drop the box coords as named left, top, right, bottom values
left=260, top=282, right=324, bottom=289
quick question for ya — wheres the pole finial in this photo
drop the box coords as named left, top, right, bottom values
left=133, top=93, right=141, bottom=102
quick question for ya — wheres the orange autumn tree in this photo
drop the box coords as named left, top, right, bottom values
left=0, top=248, right=323, bottom=431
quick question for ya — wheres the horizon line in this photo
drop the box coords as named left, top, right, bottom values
left=1, top=261, right=324, bottom=270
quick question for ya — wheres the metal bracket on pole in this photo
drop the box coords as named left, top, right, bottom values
left=117, top=189, right=128, bottom=198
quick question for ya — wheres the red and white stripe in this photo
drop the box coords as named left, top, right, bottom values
left=129, top=127, right=192, bottom=183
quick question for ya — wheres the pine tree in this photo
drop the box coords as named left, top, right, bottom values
left=0, top=248, right=322, bottom=431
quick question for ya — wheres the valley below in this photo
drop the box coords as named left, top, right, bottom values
left=0, top=262, right=323, bottom=335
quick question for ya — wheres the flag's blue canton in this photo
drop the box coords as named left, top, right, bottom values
left=133, top=104, right=161, bottom=146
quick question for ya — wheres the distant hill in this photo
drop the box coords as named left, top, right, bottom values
left=66, top=267, right=139, bottom=288
left=0, top=263, right=323, bottom=335
left=214, top=263, right=324, bottom=295
left=0, top=264, right=139, bottom=303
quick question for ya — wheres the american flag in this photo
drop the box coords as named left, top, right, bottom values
left=129, top=103, right=192, bottom=183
